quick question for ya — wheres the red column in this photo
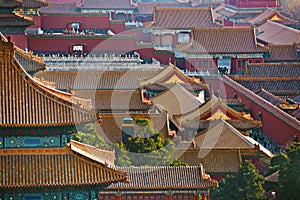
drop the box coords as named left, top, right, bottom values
left=207, top=192, right=210, bottom=200
left=132, top=13, right=135, bottom=22
left=126, top=13, right=129, bottom=22
left=194, top=194, right=199, bottom=200
left=160, top=35, right=162, bottom=47
left=117, top=194, right=121, bottom=200
left=113, top=12, right=117, bottom=20
left=166, top=194, right=172, bottom=200
left=201, top=193, right=205, bottom=200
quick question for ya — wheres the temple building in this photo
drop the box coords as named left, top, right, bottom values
left=77, top=0, right=138, bottom=22
left=34, top=62, right=208, bottom=143
left=0, top=34, right=129, bottom=199
left=146, top=7, right=219, bottom=50
left=176, top=27, right=266, bottom=74
left=175, top=119, right=272, bottom=179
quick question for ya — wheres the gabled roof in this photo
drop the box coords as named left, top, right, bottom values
left=0, top=141, right=127, bottom=190
left=256, top=20, right=300, bottom=45
left=194, top=120, right=258, bottom=149
left=231, top=76, right=300, bottom=96
left=255, top=88, right=284, bottom=107
left=34, top=70, right=160, bottom=90
left=107, top=166, right=218, bottom=190
left=79, top=0, right=136, bottom=9
left=173, top=96, right=261, bottom=130
left=248, top=8, right=297, bottom=26
left=74, top=90, right=151, bottom=111
left=0, top=35, right=96, bottom=128
left=147, top=7, right=219, bottom=29
left=246, top=62, right=300, bottom=77
left=151, top=83, right=203, bottom=116
left=265, top=44, right=300, bottom=62
left=139, top=63, right=203, bottom=86
left=177, top=27, right=266, bottom=54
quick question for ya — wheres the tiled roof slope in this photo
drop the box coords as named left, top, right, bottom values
left=256, top=20, right=300, bottom=45
left=22, top=0, right=49, bottom=8
left=248, top=8, right=297, bottom=26
left=137, top=2, right=191, bottom=15
left=107, top=166, right=218, bottom=190
left=246, top=62, right=300, bottom=77
left=0, top=35, right=96, bottom=128
left=0, top=141, right=126, bottom=190
left=34, top=70, right=160, bottom=90
left=231, top=76, right=300, bottom=96
left=194, top=120, right=258, bottom=149
left=0, top=0, right=22, bottom=8
left=255, top=88, right=284, bottom=107
left=40, top=2, right=77, bottom=13
left=176, top=149, right=241, bottom=173
left=178, top=27, right=266, bottom=54
left=265, top=45, right=300, bottom=62
left=79, top=0, right=136, bottom=9
left=149, top=7, right=219, bottom=29
left=151, top=83, right=202, bottom=116
left=75, top=90, right=151, bottom=111
left=0, top=13, right=34, bottom=27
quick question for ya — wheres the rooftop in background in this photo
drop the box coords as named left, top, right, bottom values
left=247, top=8, right=297, bottom=26
left=78, top=0, right=136, bottom=9
left=245, top=62, right=300, bottom=77
left=177, top=27, right=266, bottom=54
left=146, top=7, right=219, bottom=29
left=256, top=20, right=300, bottom=45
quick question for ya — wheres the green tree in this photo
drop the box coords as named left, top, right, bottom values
left=170, top=160, right=188, bottom=166
left=211, top=160, right=266, bottom=200
left=276, top=142, right=300, bottom=199
left=114, top=118, right=186, bottom=166
left=71, top=124, right=109, bottom=149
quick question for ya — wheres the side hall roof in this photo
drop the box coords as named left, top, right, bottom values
left=0, top=34, right=96, bottom=128
left=0, top=140, right=127, bottom=190
left=107, top=165, right=218, bottom=190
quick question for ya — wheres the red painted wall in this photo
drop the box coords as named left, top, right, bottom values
left=109, top=22, right=126, bottom=34
left=135, top=48, right=174, bottom=65
left=29, top=16, right=42, bottom=29
left=40, top=15, right=110, bottom=30
left=28, top=36, right=136, bottom=55
left=225, top=0, right=280, bottom=8
left=9, top=34, right=28, bottom=49
left=206, top=76, right=300, bottom=146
